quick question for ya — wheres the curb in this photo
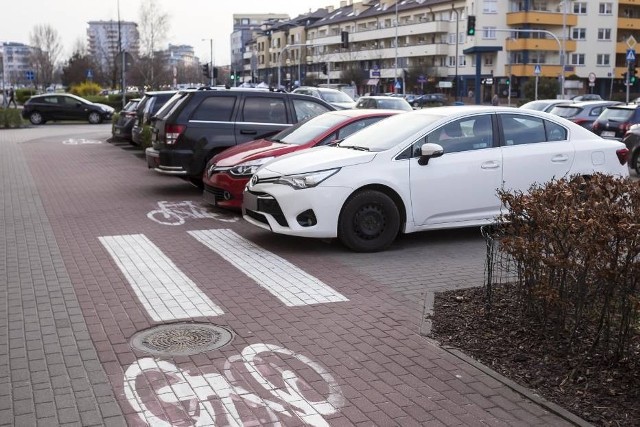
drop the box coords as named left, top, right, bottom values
left=421, top=335, right=595, bottom=427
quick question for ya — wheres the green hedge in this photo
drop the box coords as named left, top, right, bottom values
left=16, top=88, right=37, bottom=104
left=0, top=108, right=25, bottom=128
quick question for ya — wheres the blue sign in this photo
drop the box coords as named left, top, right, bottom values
left=25, top=70, right=35, bottom=80
left=534, top=64, right=542, bottom=75
left=87, top=69, right=93, bottom=79
left=394, top=81, right=401, bottom=90
left=371, top=70, right=381, bottom=77
left=627, top=49, right=636, bottom=62
left=417, top=74, right=426, bottom=83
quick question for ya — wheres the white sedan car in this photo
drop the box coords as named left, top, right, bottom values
left=242, top=106, right=630, bottom=252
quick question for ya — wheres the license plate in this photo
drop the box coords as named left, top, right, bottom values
left=203, top=190, right=217, bottom=205
left=243, top=191, right=258, bottom=211
left=601, top=131, right=616, bottom=137
left=151, top=132, right=157, bottom=142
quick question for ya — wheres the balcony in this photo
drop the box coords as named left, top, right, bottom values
left=620, top=0, right=640, bottom=4
left=508, top=64, right=563, bottom=77
left=506, top=38, right=575, bottom=52
left=506, top=11, right=577, bottom=26
left=618, top=17, right=640, bottom=30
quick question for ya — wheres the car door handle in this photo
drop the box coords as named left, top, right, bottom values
left=481, top=161, right=500, bottom=169
left=551, top=154, right=569, bottom=163
left=240, top=130, right=257, bottom=135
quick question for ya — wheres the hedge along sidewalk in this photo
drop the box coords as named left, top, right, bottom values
left=0, top=108, right=26, bottom=128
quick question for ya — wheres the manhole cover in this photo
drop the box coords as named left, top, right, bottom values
left=131, top=323, right=234, bottom=356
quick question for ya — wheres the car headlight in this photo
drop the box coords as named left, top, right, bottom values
left=274, top=168, right=340, bottom=189
left=228, top=157, right=275, bottom=177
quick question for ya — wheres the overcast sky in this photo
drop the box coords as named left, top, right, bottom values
left=1, top=0, right=337, bottom=64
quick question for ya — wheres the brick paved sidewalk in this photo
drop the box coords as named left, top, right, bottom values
left=1, top=125, right=588, bottom=426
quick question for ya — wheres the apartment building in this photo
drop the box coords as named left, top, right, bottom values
left=87, top=20, right=140, bottom=69
left=0, top=42, right=33, bottom=87
left=240, top=0, right=640, bottom=100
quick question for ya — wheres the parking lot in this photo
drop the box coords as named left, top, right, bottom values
left=0, top=123, right=605, bottom=425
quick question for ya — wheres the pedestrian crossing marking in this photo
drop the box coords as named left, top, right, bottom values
left=99, top=234, right=224, bottom=321
left=189, top=229, right=349, bottom=307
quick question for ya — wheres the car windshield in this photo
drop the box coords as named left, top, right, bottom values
left=550, top=106, right=582, bottom=118
left=318, top=90, right=353, bottom=103
left=598, top=108, right=635, bottom=122
left=271, top=113, right=346, bottom=145
left=340, top=112, right=442, bottom=151
left=370, top=98, right=411, bottom=111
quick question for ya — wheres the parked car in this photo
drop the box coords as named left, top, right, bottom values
left=243, top=106, right=630, bottom=252
left=354, top=95, right=412, bottom=111
left=145, top=87, right=336, bottom=185
left=410, top=93, right=448, bottom=108
left=519, top=99, right=572, bottom=113
left=547, top=100, right=621, bottom=129
left=622, top=124, right=640, bottom=174
left=131, top=90, right=177, bottom=145
left=111, top=98, right=141, bottom=142
left=291, top=87, right=356, bottom=109
left=21, top=93, right=114, bottom=125
left=591, top=103, right=640, bottom=140
left=202, top=109, right=402, bottom=210
left=571, top=94, right=603, bottom=102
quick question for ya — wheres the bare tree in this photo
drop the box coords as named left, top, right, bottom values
left=29, top=24, right=62, bottom=90
left=137, top=0, right=170, bottom=88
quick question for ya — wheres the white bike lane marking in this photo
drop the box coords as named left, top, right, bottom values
left=123, top=343, right=344, bottom=427
left=189, top=229, right=349, bottom=307
left=62, top=138, right=103, bottom=145
left=147, top=201, right=239, bottom=226
left=99, top=234, right=224, bottom=321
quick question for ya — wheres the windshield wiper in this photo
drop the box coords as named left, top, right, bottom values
left=341, top=145, right=369, bottom=151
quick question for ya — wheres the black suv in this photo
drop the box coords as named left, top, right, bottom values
left=591, top=104, right=640, bottom=140
left=145, top=88, right=335, bottom=183
left=131, top=91, right=177, bottom=145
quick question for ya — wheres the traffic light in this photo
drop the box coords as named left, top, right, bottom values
left=467, top=15, right=476, bottom=36
left=321, top=63, right=328, bottom=74
left=506, top=76, right=510, bottom=86
left=341, top=31, right=349, bottom=48
left=202, top=63, right=210, bottom=78
left=633, top=67, right=638, bottom=84
left=623, top=71, right=628, bottom=83
left=213, top=67, right=219, bottom=79
left=629, top=62, right=638, bottom=84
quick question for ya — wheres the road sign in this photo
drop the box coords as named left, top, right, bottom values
left=87, top=69, right=93, bottom=79
left=534, top=65, right=541, bottom=75
left=627, top=49, right=636, bottom=62
left=417, top=74, right=426, bottom=83
left=371, top=69, right=381, bottom=77
left=627, top=35, right=637, bottom=49
left=25, top=70, right=35, bottom=81
left=394, top=81, right=401, bottom=90
left=588, top=72, right=596, bottom=83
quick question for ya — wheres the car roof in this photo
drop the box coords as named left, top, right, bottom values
left=604, top=103, right=640, bottom=110
left=555, top=100, right=619, bottom=107
left=359, top=95, right=404, bottom=99
left=328, top=109, right=404, bottom=118
left=143, top=90, right=178, bottom=96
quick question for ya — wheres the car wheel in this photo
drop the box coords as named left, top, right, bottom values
left=88, top=112, right=103, bottom=124
left=29, top=111, right=44, bottom=125
left=338, top=190, right=400, bottom=252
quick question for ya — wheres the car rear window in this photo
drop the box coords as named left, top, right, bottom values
left=598, top=108, right=636, bottom=122
left=155, top=92, right=190, bottom=120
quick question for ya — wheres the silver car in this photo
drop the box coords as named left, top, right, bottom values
left=548, top=100, right=622, bottom=129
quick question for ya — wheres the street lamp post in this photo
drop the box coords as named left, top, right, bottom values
left=394, top=1, right=398, bottom=94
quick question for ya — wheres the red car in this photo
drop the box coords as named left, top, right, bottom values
left=202, top=109, right=402, bottom=210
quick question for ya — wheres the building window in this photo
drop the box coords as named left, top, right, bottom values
left=572, top=28, right=586, bottom=40
left=482, top=27, right=496, bottom=39
left=530, top=52, right=546, bottom=64
left=597, top=29, right=611, bottom=41
left=448, top=33, right=457, bottom=44
left=599, top=3, right=612, bottom=15
left=596, top=54, right=610, bottom=66
left=448, top=56, right=456, bottom=67
left=483, top=0, right=498, bottom=13
left=484, top=55, right=494, bottom=66
left=571, top=53, right=585, bottom=65
left=573, top=2, right=587, bottom=14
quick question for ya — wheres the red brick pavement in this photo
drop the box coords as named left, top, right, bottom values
left=9, top=126, right=579, bottom=426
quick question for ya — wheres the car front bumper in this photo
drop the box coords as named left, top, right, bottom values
left=242, top=183, right=352, bottom=238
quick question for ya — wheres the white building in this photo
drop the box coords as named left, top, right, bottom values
left=87, top=20, right=139, bottom=68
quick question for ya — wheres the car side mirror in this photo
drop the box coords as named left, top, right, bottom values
left=418, top=143, right=444, bottom=165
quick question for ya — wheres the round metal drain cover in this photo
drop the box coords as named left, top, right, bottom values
left=131, top=323, right=234, bottom=356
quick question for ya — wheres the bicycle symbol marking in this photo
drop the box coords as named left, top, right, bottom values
left=62, top=138, right=103, bottom=145
left=124, top=343, right=344, bottom=426
left=147, top=201, right=239, bottom=226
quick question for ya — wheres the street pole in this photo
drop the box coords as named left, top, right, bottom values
left=394, top=1, right=398, bottom=94
left=209, top=39, right=214, bottom=86
left=452, top=6, right=459, bottom=102
left=561, top=0, right=566, bottom=99
left=117, top=0, right=126, bottom=109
